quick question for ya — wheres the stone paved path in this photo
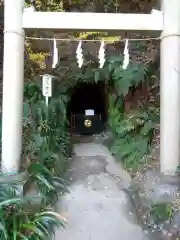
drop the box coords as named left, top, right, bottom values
left=55, top=143, right=150, bottom=240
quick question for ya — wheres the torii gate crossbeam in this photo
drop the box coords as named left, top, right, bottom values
left=2, top=0, right=180, bottom=175
left=22, top=11, right=163, bottom=32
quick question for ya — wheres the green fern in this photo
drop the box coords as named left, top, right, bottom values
left=108, top=91, right=157, bottom=170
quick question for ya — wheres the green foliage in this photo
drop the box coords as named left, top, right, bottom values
left=63, top=55, right=146, bottom=93
left=109, top=110, right=155, bottom=170
left=108, top=89, right=158, bottom=171
left=29, top=0, right=64, bottom=11
left=23, top=80, right=71, bottom=177
left=27, top=162, right=70, bottom=205
left=25, top=0, right=155, bottom=13
left=0, top=80, right=72, bottom=239
left=0, top=182, right=66, bottom=239
left=150, top=203, right=173, bottom=224
left=24, top=82, right=43, bottom=103
left=108, top=55, right=146, bottom=96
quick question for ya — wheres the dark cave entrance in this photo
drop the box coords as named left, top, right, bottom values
left=67, top=82, right=108, bottom=135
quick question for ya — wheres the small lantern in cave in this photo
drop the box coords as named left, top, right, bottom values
left=84, top=109, right=94, bottom=128
left=84, top=119, right=92, bottom=128
left=68, top=83, right=107, bottom=135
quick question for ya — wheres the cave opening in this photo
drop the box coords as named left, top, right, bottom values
left=67, top=82, right=108, bottom=135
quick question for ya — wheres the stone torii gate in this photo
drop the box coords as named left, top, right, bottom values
left=2, top=0, right=180, bottom=175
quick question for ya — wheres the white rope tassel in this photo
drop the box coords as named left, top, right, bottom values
left=122, top=39, right=129, bottom=70
left=52, top=38, right=58, bottom=68
left=76, top=41, right=83, bottom=68
left=98, top=40, right=105, bottom=68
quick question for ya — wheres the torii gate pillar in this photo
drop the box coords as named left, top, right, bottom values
left=1, top=0, right=24, bottom=173
left=160, top=0, right=180, bottom=175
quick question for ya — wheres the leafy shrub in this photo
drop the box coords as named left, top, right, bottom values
left=109, top=108, right=156, bottom=170
left=150, top=203, right=173, bottom=224
left=0, top=80, right=72, bottom=239
left=0, top=182, right=66, bottom=239
left=107, top=61, right=159, bottom=170
left=23, top=81, right=71, bottom=171
left=23, top=81, right=71, bottom=191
